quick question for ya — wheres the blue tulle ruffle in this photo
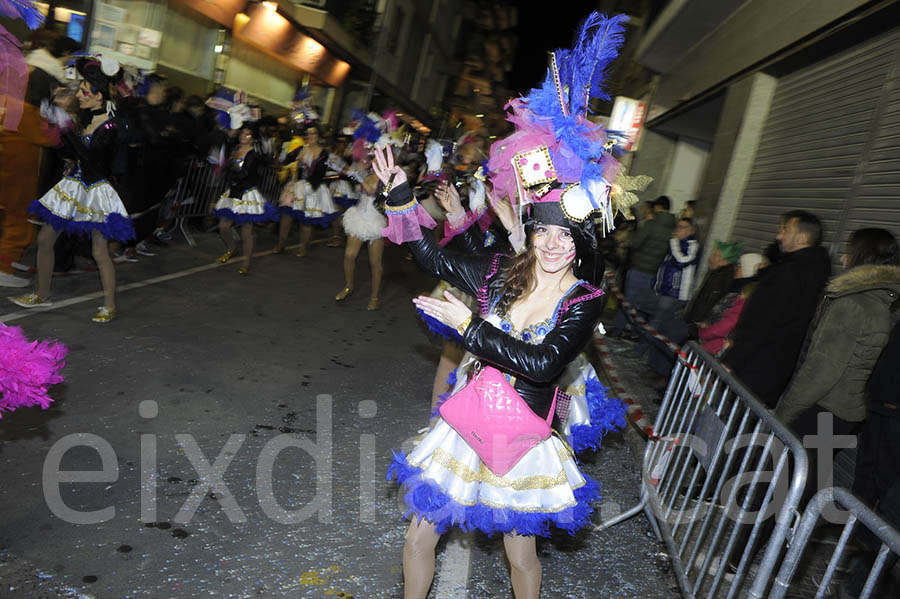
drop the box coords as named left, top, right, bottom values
left=334, top=196, right=358, bottom=209
left=387, top=451, right=601, bottom=537
left=300, top=212, right=340, bottom=227
left=279, top=206, right=340, bottom=227
left=417, top=308, right=463, bottom=343
left=214, top=204, right=278, bottom=225
left=430, top=370, right=458, bottom=418
left=568, top=375, right=627, bottom=454
left=29, top=201, right=135, bottom=243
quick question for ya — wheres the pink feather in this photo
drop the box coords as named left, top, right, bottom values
left=0, top=323, right=68, bottom=417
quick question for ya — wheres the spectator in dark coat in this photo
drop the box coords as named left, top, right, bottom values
left=611, top=196, right=676, bottom=337
left=722, top=210, right=831, bottom=407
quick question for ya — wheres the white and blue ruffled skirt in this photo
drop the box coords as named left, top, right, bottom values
left=214, top=188, right=278, bottom=225
left=388, top=418, right=600, bottom=536
left=279, top=180, right=339, bottom=226
left=389, top=359, right=624, bottom=536
left=29, top=175, right=135, bottom=243
left=330, top=179, right=358, bottom=208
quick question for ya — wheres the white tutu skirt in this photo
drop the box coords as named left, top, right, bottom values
left=29, top=176, right=135, bottom=242
left=214, top=188, right=278, bottom=224
left=341, top=194, right=386, bottom=242
left=389, top=419, right=600, bottom=536
left=281, top=180, right=339, bottom=225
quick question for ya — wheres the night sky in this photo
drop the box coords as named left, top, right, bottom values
left=508, top=4, right=598, bottom=96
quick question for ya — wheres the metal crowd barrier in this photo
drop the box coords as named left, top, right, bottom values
left=168, top=160, right=284, bottom=246
left=169, top=160, right=227, bottom=246
left=257, top=163, right=285, bottom=205
left=598, top=341, right=809, bottom=599
left=768, top=486, right=900, bottom=599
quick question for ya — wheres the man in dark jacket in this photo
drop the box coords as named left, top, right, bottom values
left=611, top=196, right=676, bottom=336
left=722, top=210, right=831, bottom=407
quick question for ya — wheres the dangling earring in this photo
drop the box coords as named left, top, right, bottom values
left=576, top=257, right=582, bottom=268
left=106, top=100, right=116, bottom=118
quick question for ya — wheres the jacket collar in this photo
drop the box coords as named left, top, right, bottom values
left=826, top=264, right=900, bottom=296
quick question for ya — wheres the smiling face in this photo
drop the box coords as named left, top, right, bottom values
left=238, top=127, right=253, bottom=145
left=532, top=223, right=576, bottom=274
left=77, top=81, right=103, bottom=110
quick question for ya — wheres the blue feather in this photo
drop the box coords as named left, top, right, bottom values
left=568, top=374, right=627, bottom=454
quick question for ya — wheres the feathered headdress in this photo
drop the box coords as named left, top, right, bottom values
left=344, top=109, right=407, bottom=163
left=206, top=88, right=257, bottom=130
left=290, top=88, right=319, bottom=125
left=487, top=13, right=636, bottom=239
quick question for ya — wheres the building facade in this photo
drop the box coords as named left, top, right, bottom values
left=624, top=0, right=900, bottom=273
left=58, top=0, right=469, bottom=131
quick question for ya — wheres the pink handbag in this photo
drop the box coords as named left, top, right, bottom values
left=439, top=364, right=558, bottom=477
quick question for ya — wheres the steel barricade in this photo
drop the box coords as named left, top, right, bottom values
left=598, top=341, right=809, bottom=599
left=170, top=159, right=227, bottom=246
left=257, top=164, right=285, bottom=205
left=768, top=487, right=900, bottom=599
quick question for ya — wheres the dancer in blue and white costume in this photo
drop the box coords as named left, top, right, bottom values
left=378, top=12, right=630, bottom=597
left=282, top=124, right=339, bottom=257
left=213, top=123, right=278, bottom=274
left=10, top=55, right=134, bottom=323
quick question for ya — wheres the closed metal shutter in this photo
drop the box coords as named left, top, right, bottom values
left=732, top=29, right=900, bottom=268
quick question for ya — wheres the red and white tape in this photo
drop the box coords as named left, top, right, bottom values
left=594, top=333, right=658, bottom=439
left=594, top=271, right=696, bottom=440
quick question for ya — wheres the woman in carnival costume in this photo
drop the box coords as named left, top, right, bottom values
left=213, top=120, right=278, bottom=274
left=428, top=179, right=627, bottom=456
left=10, top=55, right=135, bottom=322
left=333, top=111, right=405, bottom=309
left=379, top=14, right=630, bottom=596
left=278, top=122, right=338, bottom=257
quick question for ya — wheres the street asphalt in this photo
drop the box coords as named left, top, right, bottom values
left=0, top=224, right=679, bottom=598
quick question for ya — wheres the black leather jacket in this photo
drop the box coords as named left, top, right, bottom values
left=388, top=182, right=604, bottom=424
left=227, top=149, right=261, bottom=198
left=63, top=120, right=119, bottom=186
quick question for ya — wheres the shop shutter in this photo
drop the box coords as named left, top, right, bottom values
left=731, top=29, right=900, bottom=268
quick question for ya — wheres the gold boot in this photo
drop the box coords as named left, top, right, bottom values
left=216, top=249, right=235, bottom=263
left=335, top=287, right=353, bottom=301
left=367, top=297, right=380, bottom=311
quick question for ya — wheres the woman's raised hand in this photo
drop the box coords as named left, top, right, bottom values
left=412, top=290, right=473, bottom=332
left=372, top=144, right=407, bottom=189
left=434, top=182, right=463, bottom=215
left=488, top=190, right=519, bottom=234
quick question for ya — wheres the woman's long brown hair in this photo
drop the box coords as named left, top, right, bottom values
left=494, top=247, right=537, bottom=316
